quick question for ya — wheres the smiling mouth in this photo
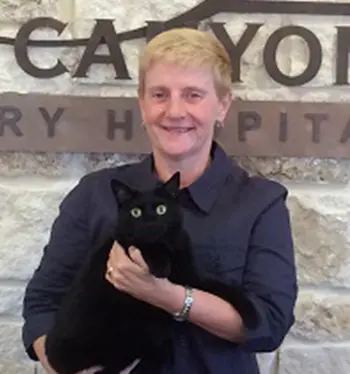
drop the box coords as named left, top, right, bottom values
left=160, top=126, right=194, bottom=133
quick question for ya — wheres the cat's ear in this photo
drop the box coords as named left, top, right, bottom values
left=111, top=179, right=136, bottom=204
left=162, top=171, right=181, bottom=197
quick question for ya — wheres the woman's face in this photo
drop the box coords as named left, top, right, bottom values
left=138, top=62, right=231, bottom=160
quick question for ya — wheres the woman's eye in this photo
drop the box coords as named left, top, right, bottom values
left=152, top=92, right=166, bottom=99
left=156, top=204, right=167, bottom=215
left=186, top=92, right=202, bottom=101
left=130, top=207, right=142, bottom=218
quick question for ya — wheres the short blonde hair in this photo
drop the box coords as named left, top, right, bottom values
left=138, top=27, right=232, bottom=98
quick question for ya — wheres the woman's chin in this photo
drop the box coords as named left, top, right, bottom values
left=153, top=135, right=194, bottom=156
left=162, top=146, right=189, bottom=158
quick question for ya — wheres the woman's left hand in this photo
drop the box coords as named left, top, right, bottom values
left=105, top=242, right=167, bottom=304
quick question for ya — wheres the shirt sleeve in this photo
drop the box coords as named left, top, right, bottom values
left=21, top=175, right=94, bottom=360
left=240, top=186, right=298, bottom=352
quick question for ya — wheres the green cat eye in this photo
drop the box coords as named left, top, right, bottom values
left=156, top=204, right=167, bottom=215
left=130, top=207, right=142, bottom=218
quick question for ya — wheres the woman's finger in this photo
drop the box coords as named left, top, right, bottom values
left=105, top=265, right=124, bottom=291
left=110, top=241, right=125, bottom=261
left=129, top=246, right=149, bottom=272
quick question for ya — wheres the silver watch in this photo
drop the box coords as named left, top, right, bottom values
left=173, top=286, right=193, bottom=322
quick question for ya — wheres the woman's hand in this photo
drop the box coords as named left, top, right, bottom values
left=105, top=242, right=172, bottom=305
left=75, top=367, right=103, bottom=374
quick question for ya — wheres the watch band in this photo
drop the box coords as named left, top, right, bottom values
left=173, top=286, right=193, bottom=322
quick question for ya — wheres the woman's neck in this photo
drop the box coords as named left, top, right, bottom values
left=153, top=146, right=212, bottom=188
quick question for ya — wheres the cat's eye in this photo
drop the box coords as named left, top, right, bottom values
left=130, top=207, right=142, bottom=218
left=156, top=204, right=167, bottom=215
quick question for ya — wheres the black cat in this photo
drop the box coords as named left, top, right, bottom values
left=45, top=171, right=258, bottom=374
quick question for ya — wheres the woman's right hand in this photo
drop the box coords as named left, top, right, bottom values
left=75, top=367, right=103, bottom=374
left=34, top=335, right=103, bottom=374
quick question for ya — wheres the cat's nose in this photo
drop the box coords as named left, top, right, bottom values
left=143, top=226, right=161, bottom=236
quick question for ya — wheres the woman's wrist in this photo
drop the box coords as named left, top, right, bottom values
left=149, top=278, right=186, bottom=315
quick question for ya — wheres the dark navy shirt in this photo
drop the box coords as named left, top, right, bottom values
left=22, top=141, right=298, bottom=374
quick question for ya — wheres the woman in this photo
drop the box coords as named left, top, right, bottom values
left=22, top=27, right=298, bottom=373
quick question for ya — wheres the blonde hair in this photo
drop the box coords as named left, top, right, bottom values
left=138, top=27, right=232, bottom=98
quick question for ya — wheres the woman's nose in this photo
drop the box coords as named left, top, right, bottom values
left=166, top=97, right=186, bottom=118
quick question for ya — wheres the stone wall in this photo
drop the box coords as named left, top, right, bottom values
left=0, top=1, right=349, bottom=373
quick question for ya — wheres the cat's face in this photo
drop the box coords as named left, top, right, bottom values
left=111, top=172, right=182, bottom=277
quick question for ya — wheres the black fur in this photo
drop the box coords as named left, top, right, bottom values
left=45, top=172, right=258, bottom=374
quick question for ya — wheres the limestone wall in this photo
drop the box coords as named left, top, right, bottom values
left=0, top=1, right=350, bottom=373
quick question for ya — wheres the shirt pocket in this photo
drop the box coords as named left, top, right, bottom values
left=192, top=243, right=247, bottom=286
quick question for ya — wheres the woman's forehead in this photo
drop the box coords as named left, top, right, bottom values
left=144, top=62, right=216, bottom=89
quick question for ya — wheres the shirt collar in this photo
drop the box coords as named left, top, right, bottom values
left=121, top=141, right=242, bottom=214
left=119, top=155, right=158, bottom=191
left=187, top=141, right=242, bottom=214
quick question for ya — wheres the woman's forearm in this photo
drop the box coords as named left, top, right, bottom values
left=187, top=287, right=245, bottom=343
left=149, top=281, right=245, bottom=343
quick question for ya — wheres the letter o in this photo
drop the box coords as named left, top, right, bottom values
left=263, top=25, right=322, bottom=86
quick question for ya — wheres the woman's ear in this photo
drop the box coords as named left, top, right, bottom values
left=217, top=91, right=232, bottom=122
left=138, top=87, right=146, bottom=122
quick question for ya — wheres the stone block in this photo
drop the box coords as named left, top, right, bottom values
left=0, top=152, right=143, bottom=178
left=257, top=352, right=278, bottom=374
left=232, top=87, right=298, bottom=101
left=234, top=156, right=350, bottom=183
left=0, top=323, right=35, bottom=374
left=0, top=183, right=73, bottom=280
left=297, top=88, right=350, bottom=102
left=68, top=35, right=144, bottom=84
left=0, top=285, right=25, bottom=318
left=282, top=15, right=339, bottom=88
left=279, top=344, right=350, bottom=374
left=0, top=360, right=34, bottom=374
left=84, top=153, right=144, bottom=173
left=72, top=0, right=202, bottom=84
left=0, top=24, right=76, bottom=93
left=287, top=193, right=350, bottom=287
left=0, top=152, right=86, bottom=178
left=232, top=86, right=350, bottom=102
left=291, top=291, right=350, bottom=341
left=211, top=13, right=291, bottom=90
left=75, top=0, right=201, bottom=23
left=0, top=0, right=62, bottom=23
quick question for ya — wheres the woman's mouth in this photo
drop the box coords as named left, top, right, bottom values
left=160, top=126, right=194, bottom=134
